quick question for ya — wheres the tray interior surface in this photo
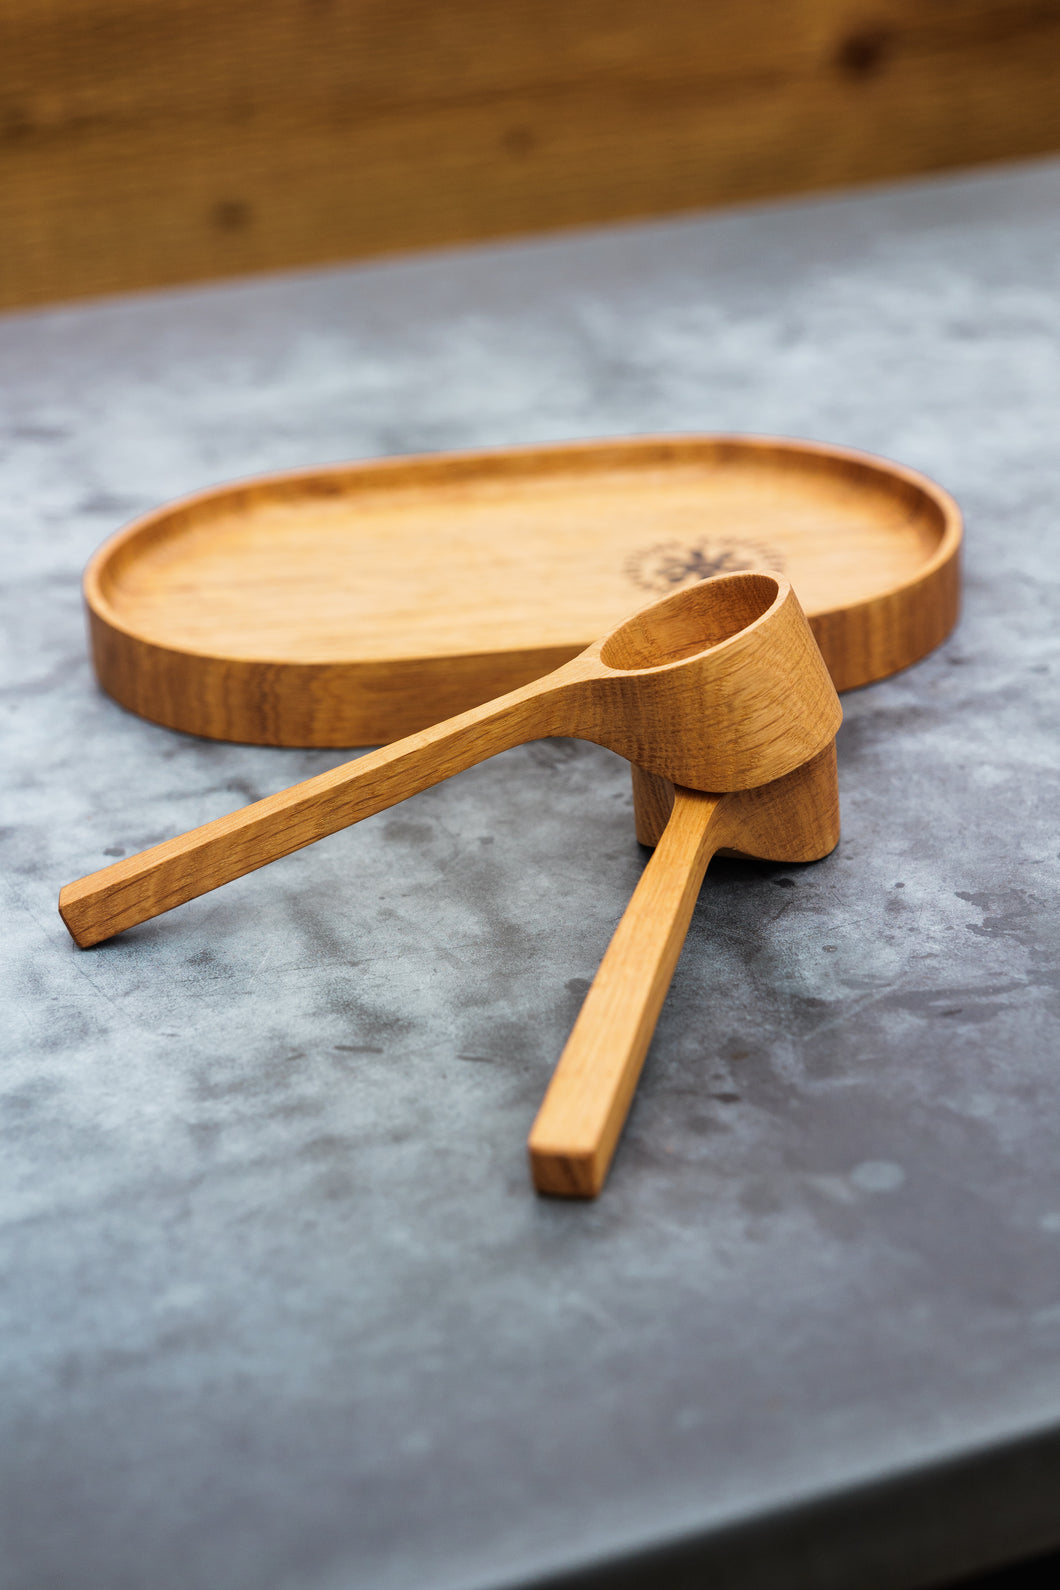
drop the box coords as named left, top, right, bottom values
left=97, top=445, right=944, bottom=665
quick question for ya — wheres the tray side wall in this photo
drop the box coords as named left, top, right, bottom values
left=83, top=437, right=963, bottom=746
left=88, top=607, right=584, bottom=747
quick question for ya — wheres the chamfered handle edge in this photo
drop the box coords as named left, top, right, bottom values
left=528, top=787, right=727, bottom=1197
left=58, top=674, right=572, bottom=948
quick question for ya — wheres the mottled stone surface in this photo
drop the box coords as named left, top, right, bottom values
left=2, top=158, right=1060, bottom=1590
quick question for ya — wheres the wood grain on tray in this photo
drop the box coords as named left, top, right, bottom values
left=85, top=435, right=961, bottom=747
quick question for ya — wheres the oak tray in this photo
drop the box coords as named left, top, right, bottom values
left=85, top=435, right=962, bottom=745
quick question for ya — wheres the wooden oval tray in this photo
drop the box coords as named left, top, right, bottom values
left=85, top=435, right=961, bottom=746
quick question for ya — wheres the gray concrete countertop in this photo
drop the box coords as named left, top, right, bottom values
left=3, top=158, right=1059, bottom=1590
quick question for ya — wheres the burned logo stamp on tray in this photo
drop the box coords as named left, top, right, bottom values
left=624, top=538, right=786, bottom=595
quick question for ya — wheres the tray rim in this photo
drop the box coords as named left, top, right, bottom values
left=85, top=432, right=961, bottom=656
left=83, top=432, right=963, bottom=745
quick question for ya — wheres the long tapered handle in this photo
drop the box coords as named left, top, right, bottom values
left=60, top=677, right=568, bottom=948
left=528, top=787, right=730, bottom=1197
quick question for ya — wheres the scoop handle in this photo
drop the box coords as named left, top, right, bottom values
left=528, top=744, right=841, bottom=1197
left=59, top=676, right=569, bottom=948
left=528, top=787, right=727, bottom=1197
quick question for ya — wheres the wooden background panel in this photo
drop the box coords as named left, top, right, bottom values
left=3, top=0, right=1060, bottom=310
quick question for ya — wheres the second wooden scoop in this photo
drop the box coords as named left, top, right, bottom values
left=527, top=745, right=840, bottom=1197
left=60, top=572, right=839, bottom=948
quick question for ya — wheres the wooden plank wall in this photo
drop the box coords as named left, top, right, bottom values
left=3, top=0, right=1060, bottom=310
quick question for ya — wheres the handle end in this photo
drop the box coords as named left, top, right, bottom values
left=58, top=880, right=111, bottom=948
left=528, top=1137, right=604, bottom=1199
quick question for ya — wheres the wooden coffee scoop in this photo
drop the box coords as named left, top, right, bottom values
left=527, top=744, right=839, bottom=1198
left=60, top=572, right=838, bottom=949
